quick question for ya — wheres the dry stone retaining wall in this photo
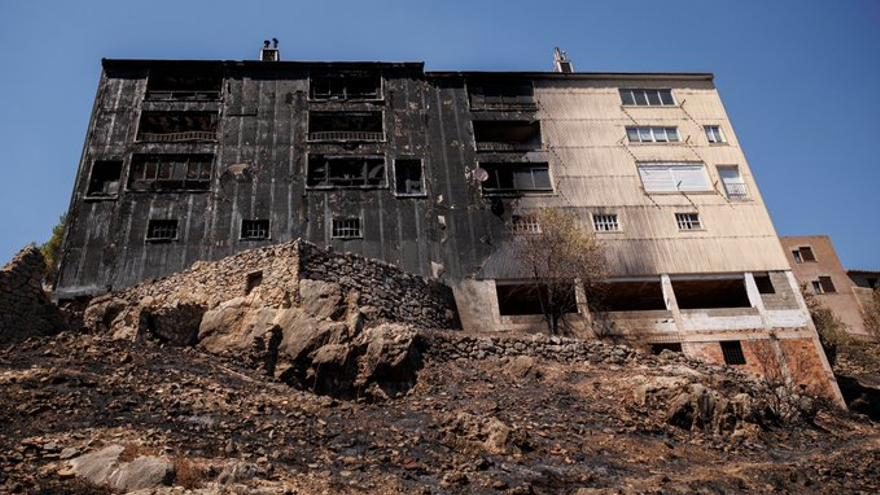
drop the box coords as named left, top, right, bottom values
left=0, top=246, right=62, bottom=344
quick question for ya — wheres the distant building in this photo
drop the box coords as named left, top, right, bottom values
left=780, top=236, right=874, bottom=340
left=55, top=44, right=843, bottom=401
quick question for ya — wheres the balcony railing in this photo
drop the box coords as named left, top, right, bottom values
left=308, top=131, right=383, bottom=142
left=145, top=90, right=220, bottom=101
left=723, top=182, right=750, bottom=200
left=475, top=142, right=541, bottom=152
left=138, top=131, right=217, bottom=143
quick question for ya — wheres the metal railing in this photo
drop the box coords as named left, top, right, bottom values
left=723, top=182, right=749, bottom=200
left=308, top=131, right=383, bottom=141
left=144, top=90, right=220, bottom=101
left=475, top=142, right=541, bottom=152
left=138, top=131, right=217, bottom=143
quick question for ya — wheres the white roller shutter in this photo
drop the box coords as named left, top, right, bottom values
left=638, top=163, right=710, bottom=193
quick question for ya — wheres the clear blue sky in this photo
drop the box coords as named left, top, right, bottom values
left=1, top=0, right=878, bottom=269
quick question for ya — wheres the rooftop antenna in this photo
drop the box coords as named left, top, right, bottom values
left=260, top=38, right=280, bottom=62
left=554, top=47, right=573, bottom=73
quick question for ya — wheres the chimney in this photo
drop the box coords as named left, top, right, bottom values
left=260, top=38, right=280, bottom=62
left=553, top=47, right=573, bottom=73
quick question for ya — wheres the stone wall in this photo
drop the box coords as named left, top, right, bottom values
left=0, top=246, right=62, bottom=344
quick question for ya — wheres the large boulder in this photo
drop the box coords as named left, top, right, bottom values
left=198, top=298, right=277, bottom=354
left=63, top=445, right=174, bottom=492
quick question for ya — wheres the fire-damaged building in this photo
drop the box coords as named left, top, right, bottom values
left=55, top=44, right=843, bottom=401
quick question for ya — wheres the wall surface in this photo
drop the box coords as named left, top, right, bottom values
left=0, top=246, right=62, bottom=344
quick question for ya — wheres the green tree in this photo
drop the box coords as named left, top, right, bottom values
left=40, top=214, right=67, bottom=285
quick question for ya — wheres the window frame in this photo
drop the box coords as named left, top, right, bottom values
left=592, top=213, right=621, bottom=233
left=721, top=341, right=747, bottom=366
left=637, top=162, right=712, bottom=194
left=330, top=217, right=363, bottom=240
left=84, top=159, right=124, bottom=200
left=817, top=275, right=837, bottom=294
left=625, top=126, right=681, bottom=144
left=619, top=88, right=677, bottom=107
left=675, top=212, right=704, bottom=231
left=308, top=72, right=384, bottom=102
left=126, top=154, right=214, bottom=193
left=704, top=125, right=727, bottom=144
left=717, top=165, right=750, bottom=201
left=392, top=158, right=427, bottom=197
left=305, top=153, right=388, bottom=190
left=240, top=219, right=271, bottom=241
left=145, top=219, right=179, bottom=243
left=508, top=215, right=542, bottom=235
left=306, top=110, right=386, bottom=143
left=478, top=162, right=554, bottom=196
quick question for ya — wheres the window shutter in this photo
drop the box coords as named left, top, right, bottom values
left=639, top=163, right=710, bottom=193
left=639, top=166, right=675, bottom=192
left=819, top=276, right=836, bottom=293
left=800, top=246, right=816, bottom=262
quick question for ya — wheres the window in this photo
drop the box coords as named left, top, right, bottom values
left=145, top=67, right=221, bottom=101
left=592, top=214, right=620, bottom=232
left=792, top=246, right=816, bottom=264
left=480, top=163, right=552, bottom=195
left=626, top=127, right=680, bottom=143
left=638, top=163, right=711, bottom=193
left=508, top=215, right=541, bottom=235
left=813, top=276, right=837, bottom=294
left=145, top=219, right=178, bottom=242
left=721, top=341, right=747, bottom=365
left=754, top=274, right=775, bottom=294
left=394, top=159, right=424, bottom=196
left=473, top=121, right=542, bottom=151
left=310, top=73, right=381, bottom=100
left=705, top=125, right=726, bottom=144
left=307, top=155, right=386, bottom=188
left=308, top=112, right=383, bottom=141
left=85, top=160, right=123, bottom=198
left=718, top=166, right=749, bottom=200
left=469, top=81, right=535, bottom=110
left=128, top=154, right=213, bottom=192
left=496, top=282, right=576, bottom=316
left=241, top=219, right=270, bottom=240
left=137, top=112, right=218, bottom=142
left=675, top=213, right=702, bottom=230
left=331, top=217, right=362, bottom=239
left=651, top=343, right=682, bottom=355
left=619, top=88, right=675, bottom=106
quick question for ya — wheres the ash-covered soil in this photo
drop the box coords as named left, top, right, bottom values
left=1, top=331, right=878, bottom=495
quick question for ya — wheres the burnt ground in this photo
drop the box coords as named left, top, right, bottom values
left=1, top=331, right=879, bottom=495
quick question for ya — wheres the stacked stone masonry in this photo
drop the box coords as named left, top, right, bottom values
left=0, top=246, right=63, bottom=344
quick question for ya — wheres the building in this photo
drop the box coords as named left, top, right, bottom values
left=781, top=236, right=874, bottom=340
left=55, top=44, right=842, bottom=400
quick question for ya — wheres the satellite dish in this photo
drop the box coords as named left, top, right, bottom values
left=474, top=167, right=489, bottom=182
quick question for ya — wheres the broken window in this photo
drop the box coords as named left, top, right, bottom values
left=128, top=154, right=213, bottom=192
left=619, top=88, right=675, bottom=106
left=308, top=112, right=383, bottom=141
left=675, top=213, right=702, bottom=231
left=145, top=219, right=178, bottom=242
left=307, top=155, right=386, bottom=188
left=310, top=73, right=381, bottom=100
left=795, top=246, right=816, bottom=263
left=85, top=160, right=123, bottom=198
left=721, top=341, right=747, bottom=365
left=495, top=282, right=576, bottom=316
left=480, top=163, right=552, bottom=195
left=394, top=159, right=424, bottom=196
left=672, top=278, right=751, bottom=310
left=472, top=121, right=542, bottom=151
left=331, top=217, right=362, bottom=239
left=508, top=215, right=541, bottom=235
left=599, top=281, right=666, bottom=311
left=137, top=112, right=218, bottom=142
left=813, top=276, right=837, bottom=294
left=754, top=274, right=775, bottom=294
left=241, top=219, right=270, bottom=240
left=469, top=81, right=535, bottom=110
left=145, top=66, right=221, bottom=101
left=651, top=343, right=682, bottom=355
left=592, top=214, right=620, bottom=232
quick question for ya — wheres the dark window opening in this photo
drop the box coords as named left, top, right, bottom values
left=480, top=163, right=552, bottom=195
left=651, top=343, right=682, bottom=355
left=867, top=277, right=879, bottom=289
left=473, top=120, right=542, bottom=152
left=721, top=341, right=747, bottom=365
left=85, top=160, right=123, bottom=198
left=331, top=217, right=362, bottom=239
left=496, top=283, right=577, bottom=316
left=128, top=154, right=213, bottom=192
left=146, top=219, right=178, bottom=242
left=245, top=271, right=263, bottom=294
left=599, top=281, right=667, bottom=311
left=469, top=81, right=535, bottom=110
left=818, top=276, right=837, bottom=294
left=754, top=274, right=775, bottom=294
left=241, top=219, right=270, bottom=240
left=394, top=159, right=424, bottom=196
left=799, top=246, right=816, bottom=262
left=310, top=73, right=381, bottom=100
left=307, top=155, right=385, bottom=188
left=672, top=278, right=751, bottom=310
left=145, top=67, right=221, bottom=101
left=308, top=111, right=383, bottom=141
left=137, top=112, right=218, bottom=142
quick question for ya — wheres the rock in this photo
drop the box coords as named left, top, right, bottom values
left=504, top=355, right=542, bottom=380
left=198, top=298, right=277, bottom=354
left=298, top=279, right=344, bottom=320
left=67, top=445, right=125, bottom=487
left=66, top=445, right=174, bottom=492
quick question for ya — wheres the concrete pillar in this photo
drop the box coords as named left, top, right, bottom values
left=661, top=274, right=685, bottom=332
left=744, top=272, right=772, bottom=329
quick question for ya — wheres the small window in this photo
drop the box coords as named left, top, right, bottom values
left=651, top=343, right=682, bottom=355
left=754, top=274, right=775, bottom=294
left=619, top=89, right=676, bottom=106
left=721, top=341, right=746, bottom=365
left=480, top=163, right=552, bottom=195
left=241, top=219, right=270, bottom=240
left=705, top=125, right=726, bottom=144
left=146, top=219, right=178, bottom=242
left=799, top=246, right=816, bottom=262
left=86, top=160, right=123, bottom=198
left=394, top=159, right=424, bottom=196
left=718, top=166, right=749, bottom=201
left=508, top=215, right=541, bottom=235
left=792, top=250, right=804, bottom=264
left=675, top=213, right=702, bottom=231
left=818, top=276, right=837, bottom=294
left=626, top=127, right=680, bottom=143
left=331, top=217, right=362, bottom=239
left=592, top=214, right=620, bottom=232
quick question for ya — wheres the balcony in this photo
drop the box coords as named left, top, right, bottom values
left=144, top=90, right=220, bottom=102
left=723, top=182, right=749, bottom=200
left=136, top=111, right=218, bottom=143
left=308, top=111, right=384, bottom=142
left=308, top=131, right=384, bottom=142
left=138, top=131, right=217, bottom=143
left=473, top=120, right=542, bottom=152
